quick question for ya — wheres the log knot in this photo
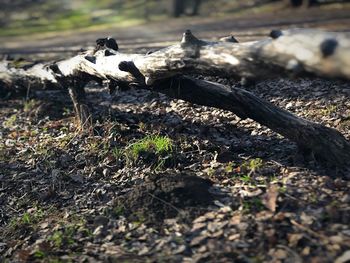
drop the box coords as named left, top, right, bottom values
left=167, top=59, right=186, bottom=69
left=320, top=38, right=338, bottom=58
left=270, top=29, right=283, bottom=39
left=119, top=61, right=146, bottom=86
left=84, top=56, right=96, bottom=64
left=49, top=64, right=63, bottom=77
left=105, top=50, right=116, bottom=56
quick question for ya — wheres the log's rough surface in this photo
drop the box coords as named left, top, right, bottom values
left=1, top=29, right=350, bottom=88
left=1, top=29, right=350, bottom=168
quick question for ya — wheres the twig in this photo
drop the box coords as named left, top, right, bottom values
left=276, top=245, right=303, bottom=263
left=290, top=219, right=330, bottom=244
left=6, top=205, right=20, bottom=213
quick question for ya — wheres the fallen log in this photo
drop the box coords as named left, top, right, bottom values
left=2, top=29, right=350, bottom=88
left=150, top=76, right=350, bottom=168
left=0, top=29, right=350, bottom=167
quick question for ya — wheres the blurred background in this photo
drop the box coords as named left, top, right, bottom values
left=1, top=0, right=350, bottom=56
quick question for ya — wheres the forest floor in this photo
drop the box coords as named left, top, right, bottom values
left=1, top=5, right=350, bottom=263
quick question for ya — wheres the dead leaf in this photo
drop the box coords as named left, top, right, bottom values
left=288, top=233, right=303, bottom=247
left=335, top=250, right=350, bottom=263
left=230, top=214, right=241, bottom=225
left=38, top=241, right=52, bottom=253
left=262, top=185, right=279, bottom=212
left=17, top=249, right=30, bottom=261
left=301, top=247, right=310, bottom=256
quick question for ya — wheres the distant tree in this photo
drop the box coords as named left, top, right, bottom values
left=191, top=0, right=202, bottom=15
left=172, top=0, right=184, bottom=17
left=171, top=0, right=202, bottom=17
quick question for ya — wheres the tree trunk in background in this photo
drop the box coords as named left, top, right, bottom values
left=171, top=0, right=202, bottom=17
left=172, top=0, right=184, bottom=17
left=144, top=0, right=149, bottom=20
left=190, top=0, right=202, bottom=16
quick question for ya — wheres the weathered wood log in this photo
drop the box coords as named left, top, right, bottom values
left=66, top=29, right=348, bottom=84
left=1, top=29, right=350, bottom=88
left=0, top=29, right=350, bottom=168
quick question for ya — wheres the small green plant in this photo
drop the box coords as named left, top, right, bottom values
left=50, top=231, right=64, bottom=248
left=242, top=158, right=263, bottom=173
left=111, top=147, right=122, bottom=160
left=279, top=185, right=287, bottom=193
left=113, top=205, right=125, bottom=217
left=21, top=213, right=31, bottom=224
left=225, top=162, right=235, bottom=173
left=62, top=107, right=72, bottom=116
left=5, top=208, right=46, bottom=240
left=12, top=209, right=45, bottom=227
left=23, top=99, right=38, bottom=113
left=242, top=197, right=264, bottom=212
left=206, top=167, right=216, bottom=177
left=3, top=114, right=17, bottom=128
left=321, top=105, right=337, bottom=116
left=268, top=174, right=278, bottom=183
left=49, top=226, right=75, bottom=248
left=131, top=211, right=146, bottom=227
left=33, top=250, right=46, bottom=259
left=87, top=139, right=100, bottom=153
left=240, top=174, right=252, bottom=183
left=229, top=158, right=264, bottom=184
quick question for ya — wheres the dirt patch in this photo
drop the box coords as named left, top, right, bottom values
left=113, top=173, right=215, bottom=224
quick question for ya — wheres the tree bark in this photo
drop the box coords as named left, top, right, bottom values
left=151, top=76, right=350, bottom=168
left=1, top=29, right=349, bottom=87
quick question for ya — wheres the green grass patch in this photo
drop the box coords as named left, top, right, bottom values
left=49, top=227, right=75, bottom=248
left=48, top=216, right=91, bottom=249
left=128, top=135, right=173, bottom=158
left=3, top=114, right=18, bottom=128
left=125, top=135, right=174, bottom=169
left=9, top=208, right=45, bottom=229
